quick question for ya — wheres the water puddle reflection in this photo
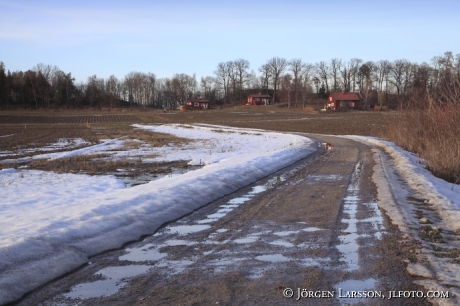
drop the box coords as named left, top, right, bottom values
left=273, top=230, right=299, bottom=237
left=302, top=227, right=323, bottom=232
left=269, top=240, right=294, bottom=247
left=64, top=265, right=151, bottom=299
left=165, top=224, right=210, bottom=235
left=255, top=254, right=290, bottom=262
left=337, top=162, right=362, bottom=271
left=336, top=161, right=386, bottom=272
left=234, top=235, right=259, bottom=244
left=119, top=245, right=166, bottom=262
left=335, top=278, right=377, bottom=304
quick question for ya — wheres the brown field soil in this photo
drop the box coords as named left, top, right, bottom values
left=1, top=106, right=390, bottom=137
left=0, top=114, right=142, bottom=124
left=0, top=122, right=194, bottom=182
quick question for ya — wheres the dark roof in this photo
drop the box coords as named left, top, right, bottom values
left=248, top=93, right=271, bottom=98
left=329, top=92, right=360, bottom=101
left=188, top=98, right=209, bottom=103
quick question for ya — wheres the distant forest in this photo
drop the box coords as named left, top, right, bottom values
left=0, top=52, right=459, bottom=110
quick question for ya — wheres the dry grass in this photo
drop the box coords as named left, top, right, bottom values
left=27, top=155, right=190, bottom=176
left=385, top=105, right=460, bottom=184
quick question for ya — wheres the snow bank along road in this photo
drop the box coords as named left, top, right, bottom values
left=0, top=124, right=315, bottom=305
left=7, top=128, right=460, bottom=305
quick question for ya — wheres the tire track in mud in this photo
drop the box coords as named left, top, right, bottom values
left=14, top=136, right=429, bottom=306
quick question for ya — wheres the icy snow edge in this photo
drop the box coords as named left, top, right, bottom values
left=344, top=135, right=460, bottom=232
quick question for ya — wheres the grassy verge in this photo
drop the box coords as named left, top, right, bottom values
left=385, top=105, right=460, bottom=184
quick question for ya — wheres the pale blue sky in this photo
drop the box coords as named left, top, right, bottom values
left=1, top=0, right=459, bottom=82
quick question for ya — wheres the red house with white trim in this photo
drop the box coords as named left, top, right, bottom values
left=245, top=93, right=271, bottom=106
left=325, top=91, right=361, bottom=110
left=186, top=97, right=210, bottom=110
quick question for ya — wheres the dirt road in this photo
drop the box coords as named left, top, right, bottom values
left=16, top=136, right=431, bottom=305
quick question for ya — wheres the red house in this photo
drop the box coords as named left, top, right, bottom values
left=245, top=93, right=271, bottom=106
left=325, top=91, right=361, bottom=110
left=186, top=97, right=210, bottom=110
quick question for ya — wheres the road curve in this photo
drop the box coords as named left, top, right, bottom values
left=15, top=135, right=431, bottom=306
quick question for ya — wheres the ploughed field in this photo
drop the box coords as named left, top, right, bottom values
left=0, top=107, right=389, bottom=186
left=0, top=114, right=141, bottom=124
left=0, top=106, right=389, bottom=137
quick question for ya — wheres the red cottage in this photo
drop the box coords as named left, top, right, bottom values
left=325, top=91, right=361, bottom=110
left=186, top=97, right=210, bottom=110
left=245, top=93, right=271, bottom=106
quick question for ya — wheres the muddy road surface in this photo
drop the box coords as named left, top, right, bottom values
left=15, top=136, right=430, bottom=306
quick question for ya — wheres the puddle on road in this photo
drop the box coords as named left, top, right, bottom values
left=119, top=245, right=166, bottom=262
left=336, top=161, right=386, bottom=272
left=195, top=178, right=282, bottom=224
left=255, top=254, right=290, bottom=262
left=335, top=278, right=377, bottom=304
left=228, top=197, right=252, bottom=204
left=165, top=224, right=211, bottom=235
left=64, top=167, right=331, bottom=300
left=162, top=239, right=196, bottom=246
left=337, top=163, right=362, bottom=271
left=300, top=258, right=321, bottom=267
left=269, top=240, right=295, bottom=247
left=64, top=265, right=151, bottom=300
left=363, top=202, right=385, bottom=239
left=302, top=227, right=323, bottom=232
left=273, top=230, right=299, bottom=237
left=234, top=235, right=259, bottom=244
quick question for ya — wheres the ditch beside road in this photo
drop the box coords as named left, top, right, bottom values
left=16, top=136, right=431, bottom=306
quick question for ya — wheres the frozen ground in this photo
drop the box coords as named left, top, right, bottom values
left=0, top=124, right=316, bottom=305
left=345, top=135, right=460, bottom=303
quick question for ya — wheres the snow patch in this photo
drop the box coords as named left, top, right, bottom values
left=0, top=124, right=316, bottom=304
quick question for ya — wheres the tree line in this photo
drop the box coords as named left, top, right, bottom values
left=0, top=51, right=459, bottom=109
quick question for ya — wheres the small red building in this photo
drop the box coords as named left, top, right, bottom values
left=325, top=91, right=361, bottom=110
left=245, top=93, right=271, bottom=106
left=186, top=97, right=210, bottom=110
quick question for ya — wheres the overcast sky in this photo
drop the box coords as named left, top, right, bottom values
left=1, top=0, right=459, bottom=82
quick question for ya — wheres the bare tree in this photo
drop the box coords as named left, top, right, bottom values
left=316, top=61, right=330, bottom=93
left=349, top=58, right=362, bottom=92
left=300, top=63, right=314, bottom=108
left=390, top=59, right=409, bottom=95
left=164, top=73, right=197, bottom=109
left=266, top=57, right=288, bottom=104
left=330, top=58, right=342, bottom=92
left=281, top=74, right=292, bottom=107
left=376, top=60, right=392, bottom=92
left=258, top=64, right=272, bottom=93
left=33, top=63, right=59, bottom=108
left=215, top=62, right=231, bottom=105
left=289, top=58, right=307, bottom=107
left=200, top=76, right=218, bottom=103
left=233, top=59, right=250, bottom=91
